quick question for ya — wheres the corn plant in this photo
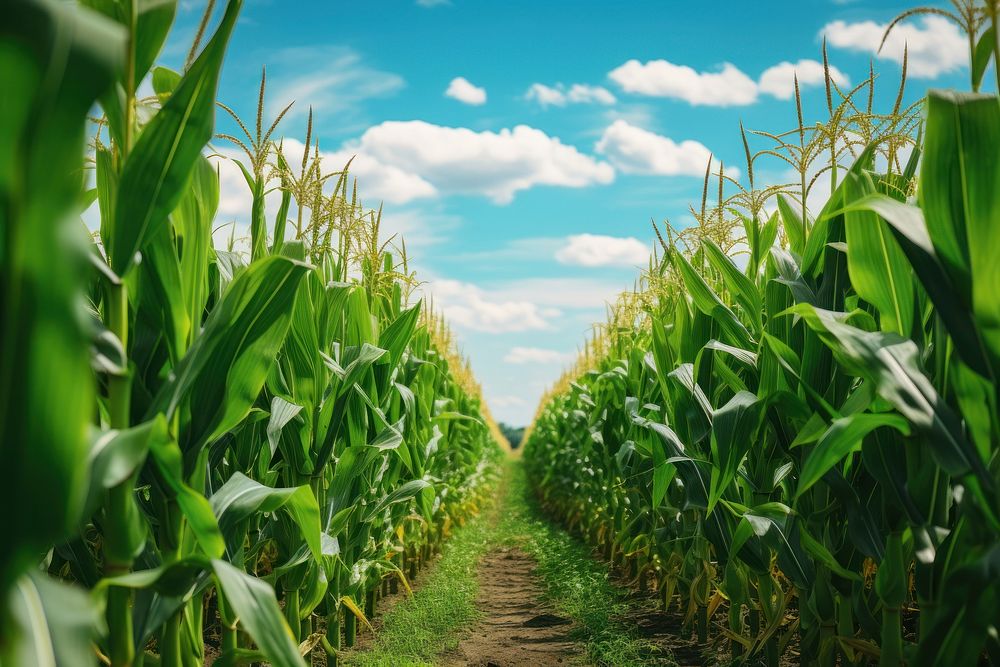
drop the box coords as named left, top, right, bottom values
left=525, top=10, right=1000, bottom=666
left=1, top=2, right=502, bottom=666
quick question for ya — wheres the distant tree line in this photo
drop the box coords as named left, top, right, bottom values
left=498, top=423, right=525, bottom=449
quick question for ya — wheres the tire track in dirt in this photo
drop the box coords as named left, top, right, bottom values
left=442, top=546, right=581, bottom=667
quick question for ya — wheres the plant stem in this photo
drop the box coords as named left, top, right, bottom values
left=697, top=603, right=708, bottom=644
left=344, top=608, right=357, bottom=648
left=285, top=588, right=301, bottom=640
left=105, top=281, right=134, bottom=667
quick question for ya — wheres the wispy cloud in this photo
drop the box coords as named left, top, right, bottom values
left=525, top=83, right=617, bottom=108
left=504, top=347, right=575, bottom=365
left=489, top=395, right=527, bottom=408
left=265, top=46, right=404, bottom=121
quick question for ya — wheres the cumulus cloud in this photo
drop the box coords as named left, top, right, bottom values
left=349, top=121, right=614, bottom=203
left=596, top=120, right=734, bottom=178
left=209, top=142, right=448, bottom=251
left=419, top=275, right=624, bottom=333
left=445, top=76, right=487, bottom=105
left=608, top=57, right=853, bottom=105
left=271, top=138, right=437, bottom=205
left=608, top=59, right=758, bottom=106
left=504, top=347, right=575, bottom=365
left=821, top=16, right=967, bottom=78
left=526, top=83, right=617, bottom=108
left=217, top=119, right=615, bottom=212
left=555, top=233, right=651, bottom=268
left=425, top=279, right=554, bottom=332
left=758, top=59, right=851, bottom=99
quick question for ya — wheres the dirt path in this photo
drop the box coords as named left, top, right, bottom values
left=441, top=546, right=582, bottom=667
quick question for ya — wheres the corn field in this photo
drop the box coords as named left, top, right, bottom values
left=1, top=1, right=503, bottom=666
left=525, top=3, right=1000, bottom=666
left=5, top=0, right=1000, bottom=666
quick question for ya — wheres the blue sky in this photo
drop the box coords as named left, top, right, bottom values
left=163, top=0, right=972, bottom=425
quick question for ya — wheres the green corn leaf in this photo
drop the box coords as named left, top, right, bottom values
left=84, top=415, right=170, bottom=515
left=0, top=0, right=121, bottom=594
left=266, top=396, right=304, bottom=459
left=108, top=0, right=240, bottom=273
left=147, top=434, right=225, bottom=558
left=924, top=92, right=1000, bottom=374
left=972, top=27, right=997, bottom=103
left=920, top=91, right=998, bottom=316
left=777, top=194, right=807, bottom=257
left=842, top=194, right=992, bottom=379
left=97, top=557, right=206, bottom=597
left=212, top=559, right=306, bottom=667
left=842, top=169, right=914, bottom=337
left=797, top=412, right=910, bottom=498
left=210, top=473, right=322, bottom=562
left=2, top=570, right=100, bottom=667
left=703, top=239, right=762, bottom=332
left=363, top=479, right=432, bottom=522
left=151, top=255, right=311, bottom=462
left=380, top=302, right=422, bottom=372
left=709, top=391, right=763, bottom=514
left=787, top=304, right=995, bottom=505
left=673, top=250, right=754, bottom=350
left=741, top=504, right=814, bottom=590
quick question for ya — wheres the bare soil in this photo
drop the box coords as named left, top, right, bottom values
left=441, top=547, right=582, bottom=667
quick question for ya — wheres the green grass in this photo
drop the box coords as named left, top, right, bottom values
left=344, top=508, right=493, bottom=667
left=347, top=460, right=667, bottom=667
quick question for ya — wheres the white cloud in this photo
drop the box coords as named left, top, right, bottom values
left=209, top=141, right=445, bottom=253
left=504, top=347, right=574, bottom=365
left=596, top=119, right=735, bottom=178
left=416, top=0, right=449, bottom=5
left=213, top=118, right=615, bottom=221
left=821, top=16, right=967, bottom=78
left=349, top=121, right=614, bottom=204
left=445, top=76, right=487, bottom=105
left=526, top=83, right=617, bottom=108
left=268, top=138, right=437, bottom=206
left=608, top=59, right=758, bottom=106
left=758, top=59, right=851, bottom=100
left=419, top=275, right=624, bottom=333
left=488, top=277, right=625, bottom=310
left=489, top=395, right=527, bottom=408
left=266, top=47, right=404, bottom=121
left=608, top=57, right=853, bottom=105
left=555, top=233, right=651, bottom=268
left=424, top=279, right=553, bottom=332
